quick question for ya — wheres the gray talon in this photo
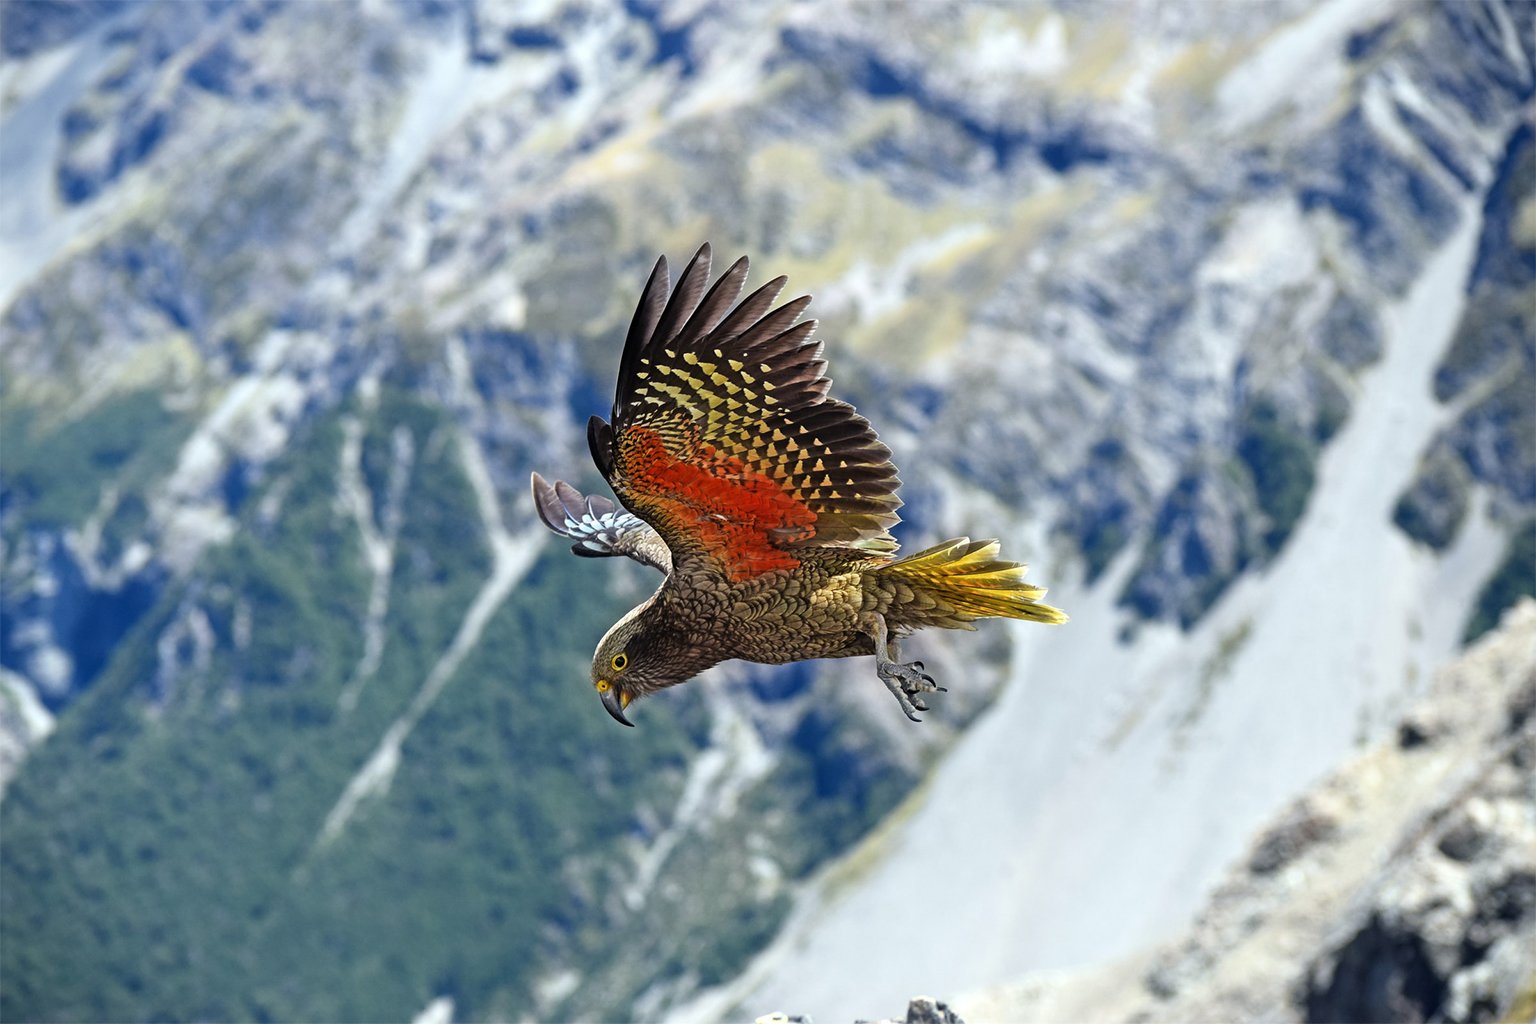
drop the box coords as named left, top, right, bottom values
left=862, top=611, right=945, bottom=721
left=876, top=660, right=936, bottom=721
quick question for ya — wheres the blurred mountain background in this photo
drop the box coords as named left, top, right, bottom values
left=0, top=0, right=1532, bottom=1021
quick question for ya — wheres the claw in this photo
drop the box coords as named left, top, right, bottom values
left=860, top=611, right=944, bottom=722
left=876, top=658, right=943, bottom=721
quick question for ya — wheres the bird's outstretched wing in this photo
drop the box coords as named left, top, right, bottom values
left=587, top=243, right=902, bottom=582
left=531, top=471, right=671, bottom=574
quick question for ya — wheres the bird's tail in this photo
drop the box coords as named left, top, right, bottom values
left=876, top=538, right=1067, bottom=628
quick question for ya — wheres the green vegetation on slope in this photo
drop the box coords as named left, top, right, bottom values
left=0, top=407, right=374, bottom=1022
left=1393, top=445, right=1472, bottom=551
left=0, top=390, right=698, bottom=1022
left=1236, top=398, right=1318, bottom=558
left=1, top=371, right=932, bottom=1020
left=0, top=389, right=191, bottom=529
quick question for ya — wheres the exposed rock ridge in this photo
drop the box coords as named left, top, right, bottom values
left=964, top=597, right=1536, bottom=1023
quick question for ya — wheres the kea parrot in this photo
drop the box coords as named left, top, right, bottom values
left=532, top=244, right=1065, bottom=725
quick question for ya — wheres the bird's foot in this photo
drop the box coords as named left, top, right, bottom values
left=876, top=658, right=946, bottom=722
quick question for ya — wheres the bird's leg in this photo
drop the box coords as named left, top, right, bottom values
left=859, top=611, right=944, bottom=722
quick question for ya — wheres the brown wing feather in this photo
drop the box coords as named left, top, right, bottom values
left=590, top=244, right=903, bottom=580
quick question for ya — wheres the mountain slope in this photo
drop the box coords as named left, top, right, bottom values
left=1, top=1, right=1532, bottom=1020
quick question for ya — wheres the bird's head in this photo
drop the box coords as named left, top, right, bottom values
left=590, top=604, right=691, bottom=727
left=591, top=614, right=641, bottom=727
left=590, top=600, right=723, bottom=726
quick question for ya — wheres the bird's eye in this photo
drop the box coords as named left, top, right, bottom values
left=611, top=652, right=628, bottom=672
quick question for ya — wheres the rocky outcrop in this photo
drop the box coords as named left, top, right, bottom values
left=860, top=996, right=966, bottom=1024
left=1396, top=120, right=1536, bottom=554
left=963, top=598, right=1536, bottom=1023
left=0, top=669, right=54, bottom=796
left=751, top=995, right=964, bottom=1024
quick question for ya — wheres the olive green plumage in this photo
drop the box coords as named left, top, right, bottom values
left=532, top=245, right=1065, bottom=724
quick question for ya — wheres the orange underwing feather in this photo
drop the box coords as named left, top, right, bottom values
left=621, top=426, right=813, bottom=578
left=589, top=243, right=903, bottom=581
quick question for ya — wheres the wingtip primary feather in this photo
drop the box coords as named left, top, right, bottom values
left=651, top=244, right=714, bottom=352
left=617, top=255, right=673, bottom=418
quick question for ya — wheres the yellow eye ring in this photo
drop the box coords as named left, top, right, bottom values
left=611, top=652, right=628, bottom=672
left=596, top=679, right=611, bottom=693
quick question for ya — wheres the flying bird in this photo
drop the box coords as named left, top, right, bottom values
left=532, top=244, right=1065, bottom=725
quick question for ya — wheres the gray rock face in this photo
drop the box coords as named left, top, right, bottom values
left=0, top=669, right=54, bottom=795
left=1119, top=460, right=1264, bottom=628
left=0, top=0, right=130, bottom=59
left=1201, top=606, right=1536, bottom=1024
left=854, top=995, right=965, bottom=1024
left=1394, top=444, right=1474, bottom=552
left=1396, top=120, right=1536, bottom=544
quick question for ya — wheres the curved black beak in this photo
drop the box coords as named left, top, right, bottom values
left=601, top=686, right=635, bottom=727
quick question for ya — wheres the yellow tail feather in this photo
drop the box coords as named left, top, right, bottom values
left=880, top=537, right=1068, bottom=626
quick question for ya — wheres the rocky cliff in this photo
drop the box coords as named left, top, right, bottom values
left=963, top=598, right=1536, bottom=1023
